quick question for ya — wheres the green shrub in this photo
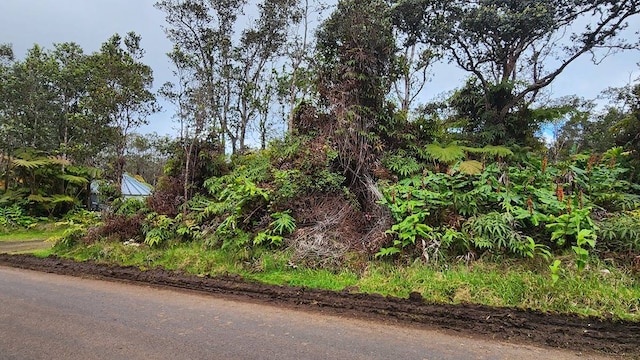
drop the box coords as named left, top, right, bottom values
left=464, top=212, right=532, bottom=257
left=142, top=212, right=176, bottom=247
left=597, top=211, right=640, bottom=252
left=230, top=151, right=273, bottom=183
left=0, top=204, right=38, bottom=229
left=113, top=198, right=148, bottom=216
left=377, top=149, right=639, bottom=262
left=51, top=209, right=103, bottom=248
left=273, top=169, right=303, bottom=201
left=63, top=209, right=101, bottom=226
left=51, top=224, right=87, bottom=248
left=382, top=151, right=423, bottom=177
left=198, top=177, right=271, bottom=249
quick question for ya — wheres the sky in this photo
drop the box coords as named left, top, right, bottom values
left=0, top=0, right=176, bottom=135
left=1, top=0, right=639, bottom=139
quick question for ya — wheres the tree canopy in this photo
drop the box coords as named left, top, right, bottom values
left=394, top=0, right=640, bottom=145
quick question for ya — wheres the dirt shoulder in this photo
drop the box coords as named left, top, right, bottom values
left=0, top=253, right=638, bottom=357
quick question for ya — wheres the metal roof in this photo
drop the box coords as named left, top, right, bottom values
left=90, top=173, right=153, bottom=198
left=121, top=173, right=152, bottom=197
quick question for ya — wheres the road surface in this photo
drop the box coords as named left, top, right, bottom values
left=0, top=266, right=607, bottom=360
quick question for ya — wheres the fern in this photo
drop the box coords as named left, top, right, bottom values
left=27, top=194, right=51, bottom=203
left=270, top=211, right=296, bottom=235
left=458, top=160, right=483, bottom=175
left=0, top=204, right=38, bottom=228
left=253, top=211, right=296, bottom=247
left=475, top=145, right=513, bottom=158
left=51, top=195, right=76, bottom=204
left=463, top=212, right=541, bottom=257
left=58, top=174, right=90, bottom=185
left=375, top=246, right=401, bottom=258
left=253, top=231, right=284, bottom=246
left=47, top=155, right=73, bottom=166
left=472, top=236, right=494, bottom=250
left=383, top=152, right=423, bottom=178
left=176, top=220, right=201, bottom=241
left=11, top=157, right=51, bottom=169
left=424, top=143, right=465, bottom=164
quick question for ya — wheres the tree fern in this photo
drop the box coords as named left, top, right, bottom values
left=469, top=145, right=513, bottom=158
left=47, top=155, right=72, bottom=166
left=424, top=143, right=465, bottom=164
left=11, top=157, right=51, bottom=169
left=51, top=194, right=76, bottom=205
left=458, top=160, right=483, bottom=175
left=58, top=174, right=90, bottom=185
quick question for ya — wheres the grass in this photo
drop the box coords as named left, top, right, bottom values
left=51, top=240, right=640, bottom=321
left=356, top=260, right=640, bottom=320
left=0, top=224, right=66, bottom=242
left=31, top=248, right=55, bottom=257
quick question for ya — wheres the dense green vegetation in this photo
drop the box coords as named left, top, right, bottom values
left=2, top=0, right=640, bottom=320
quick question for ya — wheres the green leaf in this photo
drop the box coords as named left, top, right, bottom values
left=27, top=194, right=51, bottom=203
left=479, top=145, right=513, bottom=157
left=48, top=155, right=72, bottom=166
left=12, top=157, right=51, bottom=169
left=270, top=211, right=296, bottom=235
left=51, top=194, right=76, bottom=204
left=58, top=174, right=90, bottom=185
left=424, top=143, right=465, bottom=164
left=375, top=246, right=401, bottom=258
left=459, top=160, right=483, bottom=175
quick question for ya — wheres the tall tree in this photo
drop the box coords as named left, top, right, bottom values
left=278, top=0, right=328, bottom=132
left=155, top=0, right=246, bottom=152
left=0, top=44, right=15, bottom=191
left=0, top=42, right=113, bottom=195
left=391, top=0, right=440, bottom=117
left=157, top=0, right=300, bottom=154
left=231, top=0, right=300, bottom=152
left=402, top=0, right=640, bottom=145
left=160, top=47, right=205, bottom=203
left=6, top=45, right=59, bottom=150
left=86, top=33, right=158, bottom=189
left=50, top=42, right=111, bottom=167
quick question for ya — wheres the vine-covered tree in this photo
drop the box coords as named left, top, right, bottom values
left=315, top=0, right=396, bottom=195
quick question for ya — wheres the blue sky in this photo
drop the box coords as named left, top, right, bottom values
left=1, top=0, right=639, bottom=139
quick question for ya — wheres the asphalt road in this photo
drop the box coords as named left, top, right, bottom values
left=0, top=266, right=608, bottom=360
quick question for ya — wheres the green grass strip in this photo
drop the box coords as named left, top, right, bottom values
left=52, top=241, right=640, bottom=321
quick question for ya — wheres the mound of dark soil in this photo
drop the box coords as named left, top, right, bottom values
left=1, top=253, right=638, bottom=356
